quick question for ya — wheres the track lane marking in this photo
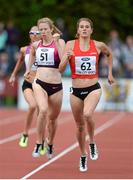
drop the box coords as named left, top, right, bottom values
left=20, top=112, right=125, bottom=179
left=0, top=114, right=25, bottom=126
left=0, top=114, right=72, bottom=144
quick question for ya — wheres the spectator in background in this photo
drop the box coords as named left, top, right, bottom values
left=99, top=30, right=123, bottom=77
left=122, top=35, right=133, bottom=78
left=0, top=52, right=8, bottom=78
left=6, top=20, right=19, bottom=74
left=56, top=17, right=70, bottom=42
left=0, top=22, right=8, bottom=53
left=0, top=22, right=8, bottom=78
left=107, top=30, right=123, bottom=77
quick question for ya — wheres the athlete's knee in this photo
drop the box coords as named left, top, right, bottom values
left=83, top=111, right=93, bottom=121
left=48, top=119, right=57, bottom=127
left=39, top=107, right=47, bottom=117
left=48, top=110, right=60, bottom=121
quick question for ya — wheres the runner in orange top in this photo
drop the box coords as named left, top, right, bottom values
left=69, top=39, right=99, bottom=79
left=59, top=17, right=116, bottom=172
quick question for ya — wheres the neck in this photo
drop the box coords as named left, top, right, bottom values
left=43, top=35, right=53, bottom=45
left=78, top=37, right=91, bottom=51
left=79, top=36, right=90, bottom=42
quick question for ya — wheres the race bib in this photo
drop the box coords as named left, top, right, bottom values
left=75, top=56, right=96, bottom=75
left=36, top=47, right=54, bottom=66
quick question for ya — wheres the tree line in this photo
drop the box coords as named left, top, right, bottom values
left=1, top=0, right=133, bottom=45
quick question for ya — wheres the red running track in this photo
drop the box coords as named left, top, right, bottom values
left=0, top=108, right=133, bottom=179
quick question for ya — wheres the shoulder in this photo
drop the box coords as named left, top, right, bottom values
left=59, top=38, right=65, bottom=43
left=20, top=46, right=27, bottom=54
left=32, top=40, right=41, bottom=49
left=66, top=39, right=75, bottom=45
left=92, top=40, right=112, bottom=54
left=94, top=40, right=113, bottom=56
left=94, top=40, right=109, bottom=51
left=93, top=40, right=105, bottom=48
left=66, top=40, right=75, bottom=48
left=58, top=38, right=65, bottom=45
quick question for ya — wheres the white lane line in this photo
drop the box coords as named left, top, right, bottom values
left=0, top=114, right=25, bottom=126
left=0, top=112, right=71, bottom=126
left=20, top=112, right=125, bottom=180
left=0, top=114, right=72, bottom=144
left=0, top=128, right=36, bottom=145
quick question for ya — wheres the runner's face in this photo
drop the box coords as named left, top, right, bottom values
left=77, top=21, right=92, bottom=38
left=38, top=22, right=52, bottom=39
left=29, top=27, right=41, bottom=42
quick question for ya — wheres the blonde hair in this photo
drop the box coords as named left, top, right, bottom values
left=29, top=26, right=38, bottom=32
left=75, top=17, right=93, bottom=38
left=37, top=17, right=62, bottom=35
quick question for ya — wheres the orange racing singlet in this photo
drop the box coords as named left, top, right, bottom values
left=69, top=39, right=99, bottom=79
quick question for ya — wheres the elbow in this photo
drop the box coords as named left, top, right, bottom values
left=59, top=59, right=68, bottom=73
left=59, top=65, right=64, bottom=73
left=108, top=52, right=113, bottom=59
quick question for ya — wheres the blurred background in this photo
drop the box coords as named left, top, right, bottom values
left=0, top=0, right=133, bottom=111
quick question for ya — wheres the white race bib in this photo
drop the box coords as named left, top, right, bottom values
left=36, top=47, right=54, bottom=66
left=75, top=56, right=96, bottom=75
